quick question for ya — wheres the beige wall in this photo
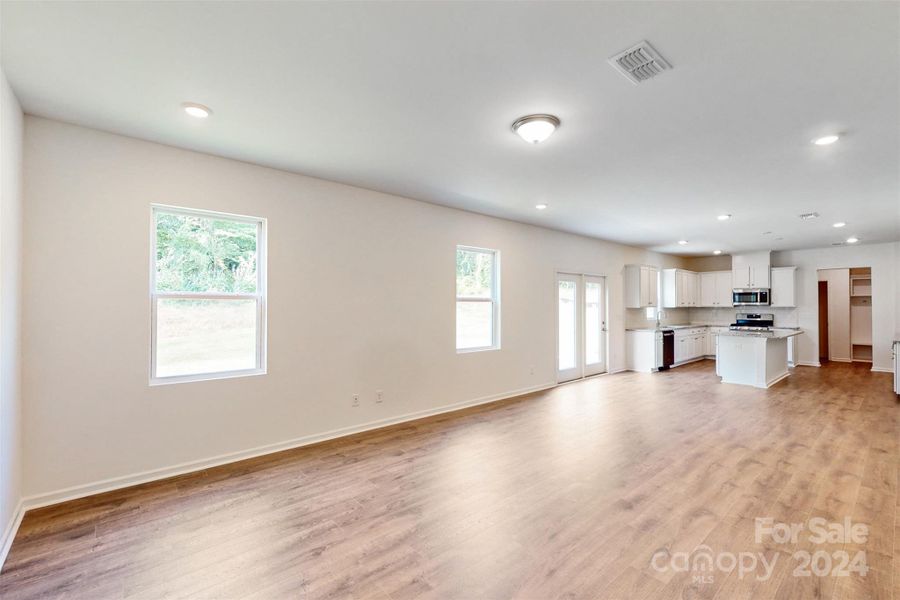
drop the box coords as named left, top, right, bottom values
left=682, top=255, right=732, bottom=273
left=0, top=69, right=24, bottom=560
left=22, top=117, right=684, bottom=502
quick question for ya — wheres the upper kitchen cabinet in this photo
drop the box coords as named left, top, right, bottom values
left=732, top=251, right=771, bottom=288
left=699, top=271, right=733, bottom=307
left=770, top=266, right=797, bottom=307
left=624, top=264, right=659, bottom=308
left=662, top=268, right=699, bottom=307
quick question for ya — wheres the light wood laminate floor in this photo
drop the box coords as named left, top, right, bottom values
left=1, top=361, right=897, bottom=599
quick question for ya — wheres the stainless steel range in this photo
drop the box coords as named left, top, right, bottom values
left=730, top=312, right=774, bottom=332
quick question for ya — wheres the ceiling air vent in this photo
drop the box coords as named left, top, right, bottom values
left=608, top=41, right=671, bottom=84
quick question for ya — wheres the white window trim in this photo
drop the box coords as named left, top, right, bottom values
left=455, top=245, right=500, bottom=353
left=150, top=204, right=268, bottom=385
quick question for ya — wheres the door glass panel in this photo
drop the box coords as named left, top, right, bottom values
left=558, top=280, right=576, bottom=371
left=585, top=282, right=602, bottom=365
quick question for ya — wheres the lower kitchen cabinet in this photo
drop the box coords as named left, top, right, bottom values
left=673, top=328, right=713, bottom=364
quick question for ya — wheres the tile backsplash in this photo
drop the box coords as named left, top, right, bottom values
left=625, top=307, right=690, bottom=329
left=689, top=307, right=800, bottom=327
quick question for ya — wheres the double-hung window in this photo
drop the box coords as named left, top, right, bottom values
left=151, top=205, right=267, bottom=384
left=455, top=246, right=499, bottom=352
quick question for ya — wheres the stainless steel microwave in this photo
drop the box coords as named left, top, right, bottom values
left=732, top=288, right=770, bottom=306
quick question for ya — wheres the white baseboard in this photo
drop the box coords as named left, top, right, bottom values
left=796, top=361, right=821, bottom=367
left=0, top=499, right=25, bottom=571
left=766, top=371, right=791, bottom=388
left=870, top=366, right=893, bottom=373
left=22, top=381, right=557, bottom=512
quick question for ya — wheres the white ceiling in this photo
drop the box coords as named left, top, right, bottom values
left=3, top=1, right=899, bottom=255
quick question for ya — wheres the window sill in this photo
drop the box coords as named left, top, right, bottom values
left=456, top=346, right=501, bottom=354
left=150, top=368, right=267, bottom=386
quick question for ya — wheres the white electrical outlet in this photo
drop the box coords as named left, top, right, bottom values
left=352, top=394, right=360, bottom=407
left=375, top=390, right=383, bottom=403
left=529, top=365, right=535, bottom=375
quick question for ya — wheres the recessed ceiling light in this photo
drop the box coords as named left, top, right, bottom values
left=717, top=214, right=732, bottom=221
left=812, top=134, right=839, bottom=146
left=713, top=250, right=722, bottom=255
left=535, top=203, right=548, bottom=210
left=182, top=103, right=212, bottom=119
left=846, top=237, right=859, bottom=244
left=833, top=222, right=846, bottom=228
left=799, top=212, right=819, bottom=220
left=677, top=240, right=688, bottom=246
left=512, top=114, right=560, bottom=144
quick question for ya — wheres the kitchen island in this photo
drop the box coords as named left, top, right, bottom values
left=717, top=329, right=802, bottom=388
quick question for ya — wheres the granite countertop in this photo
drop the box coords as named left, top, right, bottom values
left=719, top=329, right=802, bottom=339
left=626, top=323, right=731, bottom=332
left=626, top=324, right=803, bottom=333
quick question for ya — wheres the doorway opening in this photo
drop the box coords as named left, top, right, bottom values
left=557, top=273, right=607, bottom=383
left=816, top=267, right=872, bottom=364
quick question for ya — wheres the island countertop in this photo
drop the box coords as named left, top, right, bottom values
left=718, top=329, right=802, bottom=339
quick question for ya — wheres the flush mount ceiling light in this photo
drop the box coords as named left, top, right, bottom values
left=512, top=114, right=560, bottom=144
left=799, top=212, right=819, bottom=220
left=677, top=240, right=688, bottom=246
left=535, top=203, right=548, bottom=210
left=717, top=214, right=732, bottom=221
left=833, top=222, right=846, bottom=228
left=713, top=250, right=723, bottom=255
left=182, top=102, right=212, bottom=118
left=812, top=134, right=839, bottom=146
left=846, top=237, right=859, bottom=244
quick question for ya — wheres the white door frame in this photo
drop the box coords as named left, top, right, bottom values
left=556, top=272, right=608, bottom=383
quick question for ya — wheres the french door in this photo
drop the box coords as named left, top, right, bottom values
left=557, top=273, right=607, bottom=382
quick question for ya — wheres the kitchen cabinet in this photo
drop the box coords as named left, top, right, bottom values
left=625, top=330, right=661, bottom=372
left=662, top=269, right=699, bottom=308
left=770, top=266, right=797, bottom=307
left=894, top=341, right=899, bottom=394
left=699, top=271, right=733, bottom=307
left=732, top=251, right=771, bottom=288
left=673, top=327, right=710, bottom=364
left=699, top=272, right=716, bottom=307
left=624, top=264, right=659, bottom=308
left=709, top=327, right=727, bottom=372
